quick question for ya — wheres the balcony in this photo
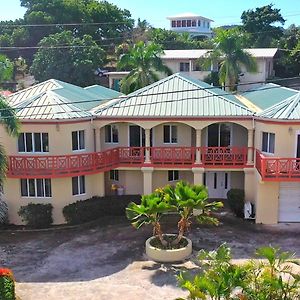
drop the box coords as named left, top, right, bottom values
left=7, top=147, right=251, bottom=179
left=256, top=150, right=300, bottom=181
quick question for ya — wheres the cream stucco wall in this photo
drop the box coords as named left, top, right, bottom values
left=3, top=173, right=105, bottom=225
left=230, top=171, right=244, bottom=190
left=152, top=170, right=194, bottom=191
left=104, top=169, right=143, bottom=196
left=0, top=120, right=96, bottom=156
left=254, top=170, right=280, bottom=224
left=254, top=121, right=300, bottom=157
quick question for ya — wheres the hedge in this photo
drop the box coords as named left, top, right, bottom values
left=63, top=195, right=141, bottom=225
left=0, top=269, right=15, bottom=300
left=226, top=189, right=245, bottom=218
left=18, top=203, right=53, bottom=228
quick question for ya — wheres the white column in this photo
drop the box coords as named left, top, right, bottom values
left=144, top=128, right=151, bottom=163
left=192, top=167, right=205, bottom=185
left=247, top=129, right=254, bottom=164
left=141, top=167, right=154, bottom=194
left=195, top=129, right=202, bottom=164
left=189, top=60, right=193, bottom=73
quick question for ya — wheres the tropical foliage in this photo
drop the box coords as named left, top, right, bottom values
left=0, top=268, right=15, bottom=300
left=200, top=28, right=257, bottom=90
left=30, top=30, right=105, bottom=86
left=177, top=244, right=300, bottom=300
left=117, top=41, right=172, bottom=93
left=126, top=181, right=223, bottom=248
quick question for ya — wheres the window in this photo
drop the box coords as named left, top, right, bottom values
left=163, top=125, right=177, bottom=143
left=21, top=178, right=52, bottom=197
left=192, top=20, right=196, bottom=27
left=72, top=130, right=85, bottom=151
left=105, top=125, right=119, bottom=143
left=198, top=20, right=201, bottom=27
left=187, top=20, right=191, bottom=27
left=179, top=62, right=190, bottom=72
left=171, top=20, right=176, bottom=27
left=176, top=20, right=181, bottom=27
left=110, top=170, right=119, bottom=181
left=168, top=170, right=179, bottom=182
left=72, top=176, right=85, bottom=195
left=18, top=133, right=49, bottom=153
left=182, top=20, right=187, bottom=27
left=207, top=123, right=231, bottom=147
left=262, top=132, right=275, bottom=153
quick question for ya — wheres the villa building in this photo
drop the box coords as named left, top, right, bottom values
left=167, top=13, right=214, bottom=38
left=2, top=74, right=300, bottom=225
left=107, top=48, right=278, bottom=92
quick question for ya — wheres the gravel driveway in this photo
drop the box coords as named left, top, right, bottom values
left=0, top=212, right=300, bottom=300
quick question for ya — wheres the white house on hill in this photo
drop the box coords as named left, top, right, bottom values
left=167, top=13, right=214, bottom=38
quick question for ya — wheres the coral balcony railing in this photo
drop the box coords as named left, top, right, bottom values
left=256, top=150, right=300, bottom=181
left=8, top=146, right=250, bottom=178
left=201, top=147, right=249, bottom=167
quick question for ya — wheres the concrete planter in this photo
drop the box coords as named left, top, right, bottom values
left=145, top=234, right=192, bottom=263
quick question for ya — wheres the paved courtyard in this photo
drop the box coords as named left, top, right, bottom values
left=0, top=212, right=300, bottom=300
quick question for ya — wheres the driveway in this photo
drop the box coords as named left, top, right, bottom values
left=0, top=212, right=300, bottom=300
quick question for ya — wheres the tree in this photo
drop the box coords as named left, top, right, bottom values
left=148, top=28, right=213, bottom=50
left=126, top=193, right=170, bottom=246
left=0, top=55, right=13, bottom=85
left=241, top=4, right=285, bottom=47
left=117, top=41, right=172, bottom=94
left=201, top=29, right=257, bottom=91
left=164, top=181, right=223, bottom=245
left=30, top=30, right=105, bottom=86
left=0, top=56, right=19, bottom=186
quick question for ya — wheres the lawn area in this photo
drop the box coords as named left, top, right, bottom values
left=0, top=212, right=299, bottom=300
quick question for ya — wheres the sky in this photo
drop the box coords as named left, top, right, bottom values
left=0, top=0, right=299, bottom=28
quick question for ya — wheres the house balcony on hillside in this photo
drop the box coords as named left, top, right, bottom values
left=7, top=146, right=252, bottom=179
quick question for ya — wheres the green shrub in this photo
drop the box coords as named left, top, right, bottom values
left=0, top=269, right=15, bottom=300
left=18, top=203, right=53, bottom=228
left=177, top=245, right=300, bottom=300
left=63, top=195, right=141, bottom=225
left=226, top=189, right=245, bottom=218
left=0, top=199, right=8, bottom=225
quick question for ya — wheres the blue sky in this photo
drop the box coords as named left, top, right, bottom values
left=0, top=0, right=299, bottom=28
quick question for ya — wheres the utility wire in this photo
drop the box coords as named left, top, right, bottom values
left=0, top=77, right=298, bottom=120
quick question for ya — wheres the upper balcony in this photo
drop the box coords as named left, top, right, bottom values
left=7, top=146, right=251, bottom=179
left=256, top=150, right=300, bottom=181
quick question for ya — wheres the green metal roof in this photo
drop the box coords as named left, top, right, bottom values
left=8, top=79, right=122, bottom=120
left=242, top=83, right=298, bottom=110
left=259, top=92, right=300, bottom=120
left=95, top=73, right=254, bottom=118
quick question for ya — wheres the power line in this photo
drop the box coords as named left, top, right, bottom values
left=0, top=76, right=298, bottom=120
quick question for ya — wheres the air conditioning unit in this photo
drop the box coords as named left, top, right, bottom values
left=244, top=202, right=255, bottom=220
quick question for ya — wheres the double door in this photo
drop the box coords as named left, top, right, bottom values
left=205, top=171, right=230, bottom=199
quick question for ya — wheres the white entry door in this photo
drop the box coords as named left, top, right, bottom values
left=205, top=172, right=230, bottom=199
left=279, top=182, right=300, bottom=222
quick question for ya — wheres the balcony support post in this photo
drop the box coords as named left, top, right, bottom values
left=144, top=129, right=151, bottom=164
left=195, top=129, right=202, bottom=165
left=192, top=167, right=205, bottom=185
left=141, top=167, right=154, bottom=194
left=247, top=129, right=254, bottom=165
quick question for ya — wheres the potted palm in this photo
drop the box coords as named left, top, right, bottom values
left=126, top=181, right=223, bottom=262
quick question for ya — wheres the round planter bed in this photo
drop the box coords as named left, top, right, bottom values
left=145, top=234, right=192, bottom=263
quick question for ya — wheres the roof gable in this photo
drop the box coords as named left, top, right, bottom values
left=95, top=73, right=253, bottom=118
left=7, top=79, right=122, bottom=120
left=259, top=92, right=300, bottom=120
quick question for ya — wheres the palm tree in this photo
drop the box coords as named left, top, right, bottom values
left=126, top=193, right=170, bottom=246
left=166, top=181, right=223, bottom=245
left=201, top=29, right=257, bottom=91
left=117, top=41, right=172, bottom=94
left=0, top=96, right=19, bottom=186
